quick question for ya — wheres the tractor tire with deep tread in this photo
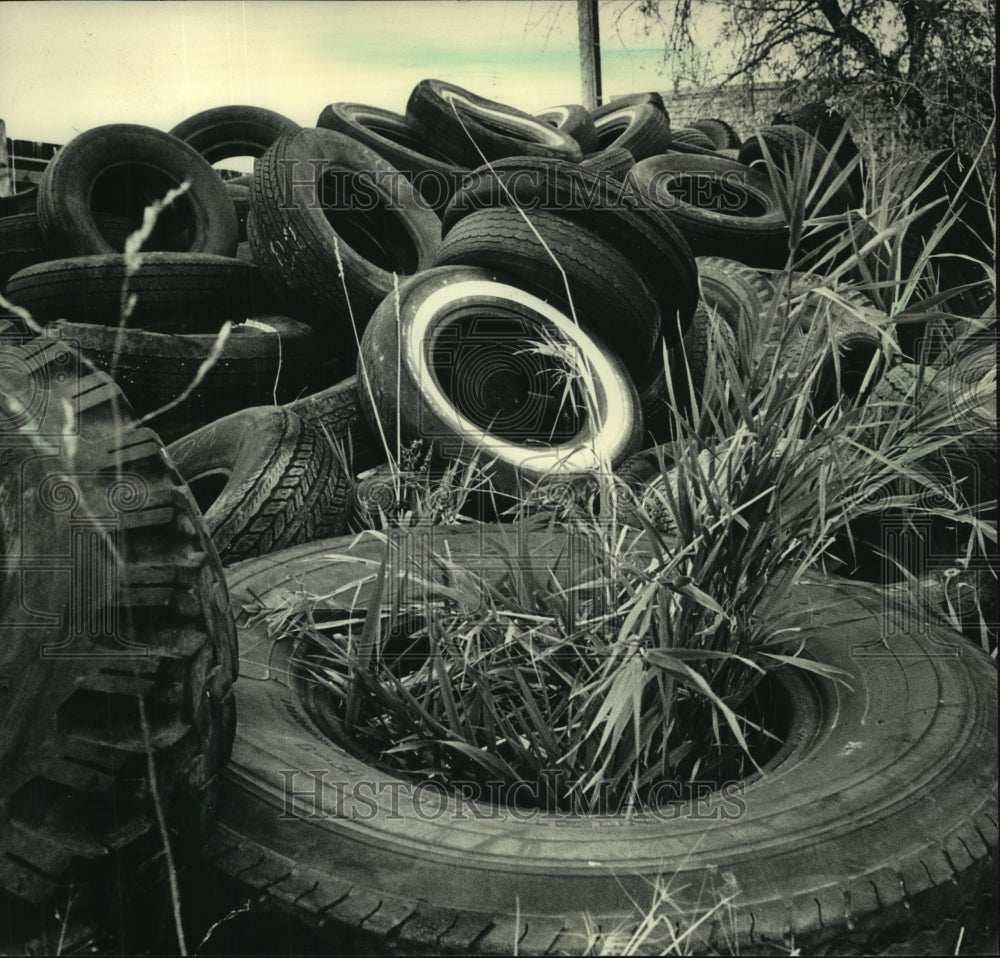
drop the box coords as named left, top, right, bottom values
left=0, top=337, right=238, bottom=953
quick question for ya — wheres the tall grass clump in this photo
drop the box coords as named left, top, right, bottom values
left=259, top=118, right=995, bottom=822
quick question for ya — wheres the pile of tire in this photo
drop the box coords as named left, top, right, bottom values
left=1, top=81, right=995, bottom=956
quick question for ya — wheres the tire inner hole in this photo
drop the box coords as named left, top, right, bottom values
left=429, top=308, right=588, bottom=445
left=188, top=469, right=231, bottom=513
left=320, top=169, right=420, bottom=274
left=90, top=162, right=196, bottom=251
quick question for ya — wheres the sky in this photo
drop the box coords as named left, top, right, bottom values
left=0, top=1, right=725, bottom=147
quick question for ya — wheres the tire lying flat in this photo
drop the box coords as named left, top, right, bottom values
left=204, top=526, right=997, bottom=955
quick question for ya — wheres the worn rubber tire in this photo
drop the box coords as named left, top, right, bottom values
left=590, top=103, right=672, bottom=161
left=0, top=185, right=38, bottom=217
left=887, top=149, right=993, bottom=324
left=441, top=157, right=698, bottom=345
left=695, top=255, right=767, bottom=370
left=772, top=101, right=864, bottom=204
left=358, top=265, right=643, bottom=498
left=203, top=528, right=997, bottom=956
left=46, top=313, right=321, bottom=444
left=672, top=301, right=738, bottom=404
left=37, top=123, right=238, bottom=256
left=406, top=79, right=582, bottom=167
left=168, top=104, right=300, bottom=165
left=578, top=146, right=634, bottom=179
left=691, top=117, right=742, bottom=150
left=738, top=124, right=856, bottom=215
left=591, top=92, right=668, bottom=121
left=753, top=267, right=890, bottom=400
left=316, top=102, right=468, bottom=213
left=248, top=128, right=442, bottom=345
left=668, top=127, right=719, bottom=155
left=286, top=375, right=385, bottom=476
left=534, top=104, right=599, bottom=155
left=0, top=337, right=238, bottom=953
left=630, top=153, right=789, bottom=267
left=5, top=252, right=274, bottom=329
left=431, top=206, right=661, bottom=378
left=166, top=406, right=349, bottom=564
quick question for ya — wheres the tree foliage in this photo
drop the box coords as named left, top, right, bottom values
left=626, top=0, right=995, bottom=145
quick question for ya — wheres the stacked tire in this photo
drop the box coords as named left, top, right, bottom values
left=2, top=81, right=995, bottom=958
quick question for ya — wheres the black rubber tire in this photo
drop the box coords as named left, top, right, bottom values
left=0, top=337, right=238, bottom=952
left=286, top=375, right=385, bottom=475
left=0, top=185, right=38, bottom=217
left=440, top=157, right=699, bottom=346
left=534, top=104, right=600, bottom=155
left=669, top=302, right=738, bottom=408
left=772, top=101, right=864, bottom=204
left=590, top=103, right=672, bottom=161
left=226, top=179, right=251, bottom=243
left=168, top=104, right=300, bottom=165
left=691, top=117, right=742, bottom=150
left=248, top=128, right=442, bottom=345
left=166, top=406, right=349, bottom=564
left=37, top=123, right=238, bottom=257
left=668, top=127, right=719, bottom=155
left=697, top=255, right=780, bottom=316
left=747, top=268, right=889, bottom=406
left=357, top=265, right=643, bottom=498
left=405, top=79, right=582, bottom=167
left=591, top=92, right=668, bottom=121
left=316, top=102, right=468, bottom=213
left=5, top=253, right=274, bottom=329
left=887, top=149, right=993, bottom=324
left=630, top=153, right=789, bottom=267
left=46, top=313, right=321, bottom=444
left=431, top=206, right=662, bottom=378
left=578, top=146, right=634, bottom=179
left=0, top=211, right=163, bottom=289
left=695, top=255, right=767, bottom=368
left=204, top=527, right=997, bottom=956
left=738, top=124, right=856, bottom=214
left=0, top=212, right=51, bottom=289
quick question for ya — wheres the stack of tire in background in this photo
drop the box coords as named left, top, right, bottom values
left=1, top=78, right=995, bottom=954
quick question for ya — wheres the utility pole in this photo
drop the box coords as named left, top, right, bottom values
left=0, top=120, right=12, bottom=197
left=577, top=0, right=602, bottom=110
